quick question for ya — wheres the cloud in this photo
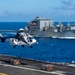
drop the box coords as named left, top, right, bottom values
left=0, top=12, right=4, bottom=16
left=55, top=0, right=75, bottom=10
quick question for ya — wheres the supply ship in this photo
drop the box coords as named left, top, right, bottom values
left=25, top=17, right=75, bottom=38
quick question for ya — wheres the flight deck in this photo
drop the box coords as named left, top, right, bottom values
left=0, top=55, right=75, bottom=75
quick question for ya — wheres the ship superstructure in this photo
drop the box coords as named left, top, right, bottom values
left=25, top=17, right=75, bottom=38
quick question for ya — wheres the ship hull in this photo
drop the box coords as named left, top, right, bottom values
left=27, top=30, right=75, bottom=38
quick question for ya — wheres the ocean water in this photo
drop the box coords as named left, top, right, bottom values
left=0, top=22, right=27, bottom=30
left=0, top=22, right=75, bottom=63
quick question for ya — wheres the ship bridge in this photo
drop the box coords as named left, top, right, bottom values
left=26, top=17, right=54, bottom=36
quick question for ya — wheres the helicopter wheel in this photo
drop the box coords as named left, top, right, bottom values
left=22, top=45, right=24, bottom=47
left=13, top=45, right=16, bottom=48
left=30, top=45, right=32, bottom=48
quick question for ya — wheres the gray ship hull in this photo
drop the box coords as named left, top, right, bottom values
left=26, top=17, right=75, bottom=38
left=27, top=30, right=75, bottom=38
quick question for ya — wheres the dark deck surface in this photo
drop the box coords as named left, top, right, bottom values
left=0, top=55, right=75, bottom=75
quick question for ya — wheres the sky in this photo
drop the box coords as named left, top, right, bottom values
left=0, top=0, right=75, bottom=22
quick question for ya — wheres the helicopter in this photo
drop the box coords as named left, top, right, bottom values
left=0, top=28, right=37, bottom=48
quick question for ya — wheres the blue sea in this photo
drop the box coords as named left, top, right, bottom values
left=0, top=22, right=75, bottom=63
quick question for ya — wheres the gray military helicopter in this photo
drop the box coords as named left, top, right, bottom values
left=0, top=28, right=37, bottom=48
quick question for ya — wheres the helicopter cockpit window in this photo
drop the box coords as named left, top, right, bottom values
left=27, top=37, right=32, bottom=42
left=29, top=37, right=32, bottom=42
left=18, top=29, right=24, bottom=33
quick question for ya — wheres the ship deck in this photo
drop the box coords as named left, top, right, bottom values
left=0, top=55, right=75, bottom=75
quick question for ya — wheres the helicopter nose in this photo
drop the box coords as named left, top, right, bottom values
left=33, top=39, right=38, bottom=44
left=33, top=39, right=37, bottom=44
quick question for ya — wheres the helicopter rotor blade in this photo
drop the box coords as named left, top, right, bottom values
left=0, top=30, right=18, bottom=32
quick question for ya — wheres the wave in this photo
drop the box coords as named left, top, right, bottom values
left=51, top=36, right=75, bottom=39
left=58, top=37, right=75, bottom=39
